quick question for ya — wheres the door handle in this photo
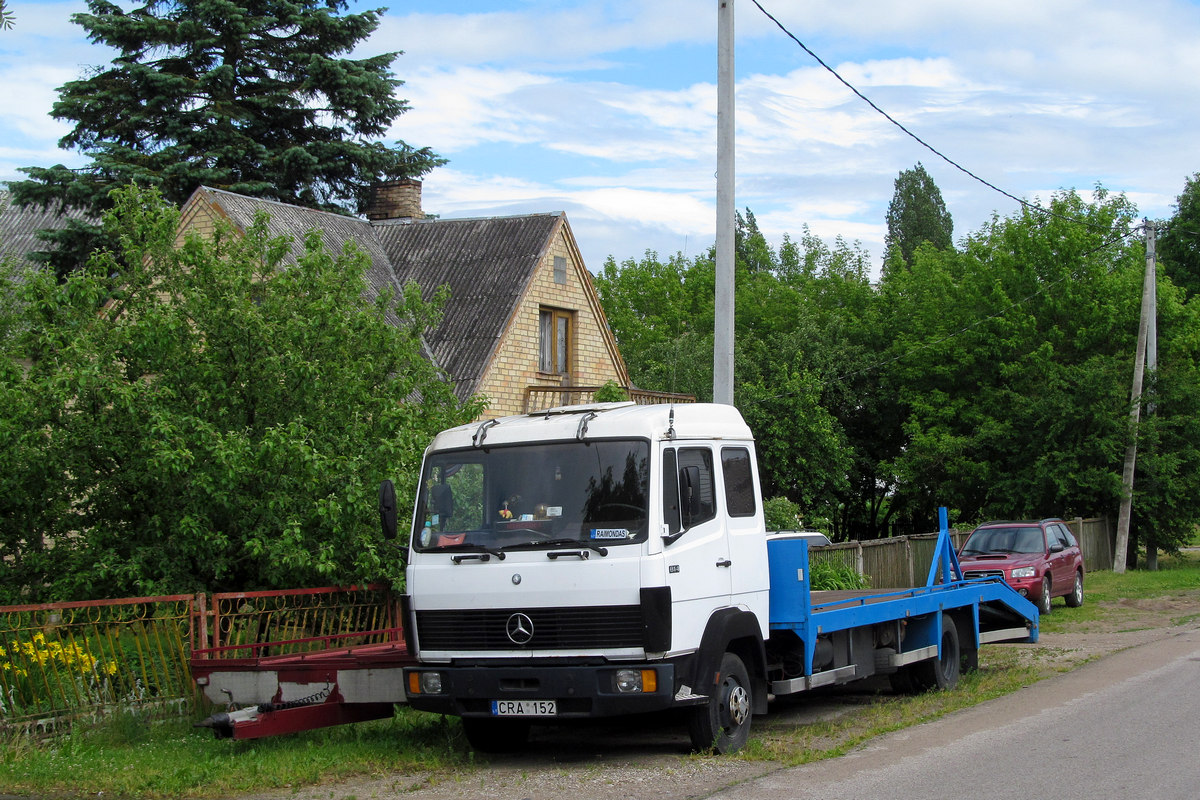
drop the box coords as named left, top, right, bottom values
left=716, top=559, right=732, bottom=568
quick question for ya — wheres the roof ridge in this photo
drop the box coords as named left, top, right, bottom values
left=199, top=186, right=371, bottom=226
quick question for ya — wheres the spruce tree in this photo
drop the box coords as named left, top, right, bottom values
left=11, top=0, right=442, bottom=276
left=884, top=163, right=954, bottom=269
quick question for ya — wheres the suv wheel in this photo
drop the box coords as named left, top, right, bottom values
left=1065, top=571, right=1084, bottom=608
left=1038, top=576, right=1052, bottom=615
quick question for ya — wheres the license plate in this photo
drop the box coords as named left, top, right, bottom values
left=490, top=699, right=557, bottom=717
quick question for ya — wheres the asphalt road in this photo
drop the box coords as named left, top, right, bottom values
left=709, top=625, right=1200, bottom=800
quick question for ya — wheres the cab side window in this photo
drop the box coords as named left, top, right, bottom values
left=678, top=448, right=717, bottom=525
left=662, top=447, right=717, bottom=536
left=721, top=447, right=756, bottom=518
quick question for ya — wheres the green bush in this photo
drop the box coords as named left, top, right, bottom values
left=809, top=560, right=870, bottom=591
left=764, top=496, right=802, bottom=531
left=593, top=380, right=628, bottom=402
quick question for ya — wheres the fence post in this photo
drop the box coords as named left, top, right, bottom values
left=855, top=542, right=864, bottom=577
left=905, top=537, right=915, bottom=587
left=195, top=593, right=209, bottom=653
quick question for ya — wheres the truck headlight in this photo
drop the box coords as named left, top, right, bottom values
left=613, top=669, right=657, bottom=693
left=1011, top=567, right=1036, bottom=579
left=408, top=671, right=444, bottom=695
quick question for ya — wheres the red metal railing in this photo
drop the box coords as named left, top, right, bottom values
left=0, top=585, right=400, bottom=733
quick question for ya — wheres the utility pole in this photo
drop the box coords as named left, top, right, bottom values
left=713, top=0, right=735, bottom=406
left=1145, top=223, right=1159, bottom=571
left=1114, top=222, right=1156, bottom=573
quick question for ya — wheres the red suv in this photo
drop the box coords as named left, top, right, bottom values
left=958, top=519, right=1085, bottom=614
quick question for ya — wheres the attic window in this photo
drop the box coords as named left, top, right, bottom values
left=553, top=256, right=567, bottom=285
left=539, top=308, right=572, bottom=375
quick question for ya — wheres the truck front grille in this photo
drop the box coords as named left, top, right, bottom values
left=415, top=605, right=644, bottom=651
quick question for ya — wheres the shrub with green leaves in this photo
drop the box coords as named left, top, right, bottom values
left=0, top=185, right=482, bottom=601
left=809, top=560, right=870, bottom=591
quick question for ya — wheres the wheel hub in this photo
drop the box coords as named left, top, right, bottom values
left=725, top=683, right=750, bottom=727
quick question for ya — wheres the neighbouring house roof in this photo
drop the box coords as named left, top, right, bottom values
left=186, top=187, right=570, bottom=403
left=0, top=190, right=96, bottom=275
left=375, top=214, right=562, bottom=402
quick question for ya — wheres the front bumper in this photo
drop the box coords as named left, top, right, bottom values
left=404, top=661, right=690, bottom=718
left=1007, top=575, right=1044, bottom=600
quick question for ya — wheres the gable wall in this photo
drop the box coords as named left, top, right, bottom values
left=475, top=221, right=627, bottom=419
left=176, top=193, right=232, bottom=244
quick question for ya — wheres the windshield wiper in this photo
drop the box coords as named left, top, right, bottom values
left=433, top=542, right=507, bottom=562
left=502, top=538, right=609, bottom=557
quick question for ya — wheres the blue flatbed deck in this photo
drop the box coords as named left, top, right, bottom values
left=766, top=513, right=1039, bottom=690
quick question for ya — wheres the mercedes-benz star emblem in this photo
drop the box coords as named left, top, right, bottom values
left=506, top=612, right=534, bottom=645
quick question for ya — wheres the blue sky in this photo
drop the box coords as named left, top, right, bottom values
left=3, top=0, right=1199, bottom=274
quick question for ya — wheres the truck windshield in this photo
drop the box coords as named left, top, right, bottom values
left=412, top=439, right=651, bottom=552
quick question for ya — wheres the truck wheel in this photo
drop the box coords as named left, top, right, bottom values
left=912, top=614, right=960, bottom=691
left=688, top=652, right=753, bottom=754
left=461, top=717, right=531, bottom=753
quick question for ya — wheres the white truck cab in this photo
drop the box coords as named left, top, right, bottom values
left=402, top=402, right=771, bottom=752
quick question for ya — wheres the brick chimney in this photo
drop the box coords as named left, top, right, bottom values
left=367, top=178, right=424, bottom=221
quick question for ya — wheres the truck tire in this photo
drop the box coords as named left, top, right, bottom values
left=911, top=614, right=960, bottom=691
left=461, top=717, right=531, bottom=753
left=688, top=652, right=753, bottom=754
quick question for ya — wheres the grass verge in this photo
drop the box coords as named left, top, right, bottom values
left=0, top=706, right=469, bottom=798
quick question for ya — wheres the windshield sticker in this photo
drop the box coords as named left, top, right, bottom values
left=545, top=506, right=563, bottom=517
left=591, top=528, right=630, bottom=540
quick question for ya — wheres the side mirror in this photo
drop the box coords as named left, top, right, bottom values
left=379, top=480, right=398, bottom=540
left=1049, top=542, right=1065, bottom=554
left=680, top=465, right=701, bottom=527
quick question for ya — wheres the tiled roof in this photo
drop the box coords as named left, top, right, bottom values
left=0, top=191, right=97, bottom=275
left=196, top=188, right=405, bottom=319
left=375, top=214, right=561, bottom=398
left=193, top=188, right=564, bottom=401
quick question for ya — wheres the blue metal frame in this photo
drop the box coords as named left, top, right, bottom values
left=767, top=508, right=1039, bottom=677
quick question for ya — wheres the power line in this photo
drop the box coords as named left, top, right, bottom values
left=748, top=0, right=1114, bottom=235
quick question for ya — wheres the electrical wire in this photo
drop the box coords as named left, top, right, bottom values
left=747, top=0, right=1115, bottom=235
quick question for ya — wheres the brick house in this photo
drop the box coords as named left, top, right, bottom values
left=177, top=180, right=687, bottom=419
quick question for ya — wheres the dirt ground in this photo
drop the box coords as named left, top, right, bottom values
left=235, top=590, right=1200, bottom=800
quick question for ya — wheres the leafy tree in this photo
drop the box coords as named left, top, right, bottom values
left=595, top=250, right=715, bottom=402
left=877, top=188, right=1200, bottom=551
left=11, top=0, right=442, bottom=277
left=884, top=162, right=954, bottom=270
left=595, top=231, right=859, bottom=531
left=1157, top=172, right=1200, bottom=300
left=0, top=1, right=14, bottom=30
left=0, top=186, right=481, bottom=602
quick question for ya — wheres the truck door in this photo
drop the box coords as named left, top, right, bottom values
left=661, top=444, right=732, bottom=652
left=720, top=445, right=771, bottom=612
